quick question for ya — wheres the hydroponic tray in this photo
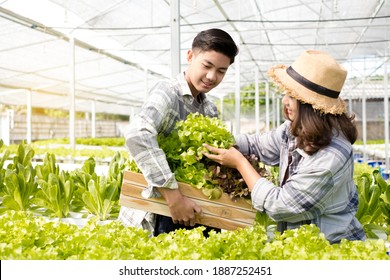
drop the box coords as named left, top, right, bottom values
left=119, top=171, right=257, bottom=230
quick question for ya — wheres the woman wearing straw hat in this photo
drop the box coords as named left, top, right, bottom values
left=203, top=50, right=366, bottom=244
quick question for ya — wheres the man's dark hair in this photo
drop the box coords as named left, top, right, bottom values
left=192, top=28, right=239, bottom=64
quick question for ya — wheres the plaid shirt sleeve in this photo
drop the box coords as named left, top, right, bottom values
left=125, top=81, right=182, bottom=197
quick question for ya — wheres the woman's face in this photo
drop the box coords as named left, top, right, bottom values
left=282, top=94, right=298, bottom=121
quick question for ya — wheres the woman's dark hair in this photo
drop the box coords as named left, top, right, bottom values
left=290, top=102, right=358, bottom=155
left=192, top=28, right=239, bottom=64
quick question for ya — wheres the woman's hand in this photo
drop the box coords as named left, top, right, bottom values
left=202, top=143, right=262, bottom=191
left=202, top=143, right=246, bottom=169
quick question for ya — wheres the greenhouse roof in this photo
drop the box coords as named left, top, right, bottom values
left=0, top=0, right=389, bottom=115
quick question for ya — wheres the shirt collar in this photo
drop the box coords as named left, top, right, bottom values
left=177, top=71, right=206, bottom=102
left=296, top=148, right=308, bottom=158
left=177, top=72, right=192, bottom=97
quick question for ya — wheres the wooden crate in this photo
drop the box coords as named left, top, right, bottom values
left=119, top=171, right=257, bottom=230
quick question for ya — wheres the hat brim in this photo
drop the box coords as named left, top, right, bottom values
left=268, top=64, right=346, bottom=115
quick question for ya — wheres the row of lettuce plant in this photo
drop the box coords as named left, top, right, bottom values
left=1, top=139, right=390, bottom=232
left=1, top=139, right=390, bottom=233
left=0, top=139, right=129, bottom=220
left=0, top=139, right=390, bottom=259
left=0, top=210, right=389, bottom=260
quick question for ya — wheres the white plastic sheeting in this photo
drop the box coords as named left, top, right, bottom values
left=0, top=0, right=389, bottom=113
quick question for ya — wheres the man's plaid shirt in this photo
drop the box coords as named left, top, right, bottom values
left=119, top=72, right=218, bottom=234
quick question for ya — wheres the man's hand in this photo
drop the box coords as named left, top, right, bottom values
left=158, top=188, right=202, bottom=227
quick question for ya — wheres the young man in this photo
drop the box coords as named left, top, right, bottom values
left=119, top=28, right=239, bottom=236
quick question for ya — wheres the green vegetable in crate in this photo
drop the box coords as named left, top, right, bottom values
left=158, top=112, right=235, bottom=168
left=157, top=113, right=273, bottom=200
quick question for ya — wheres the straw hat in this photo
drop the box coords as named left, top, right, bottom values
left=268, top=50, right=347, bottom=115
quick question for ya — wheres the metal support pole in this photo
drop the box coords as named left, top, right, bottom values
left=26, top=90, right=32, bottom=143
left=265, top=81, right=270, bottom=131
left=220, top=96, right=224, bottom=121
left=255, top=70, right=260, bottom=134
left=234, top=44, right=241, bottom=134
left=362, top=80, right=367, bottom=162
left=69, top=37, right=76, bottom=151
left=276, top=96, right=281, bottom=127
left=91, top=100, right=96, bottom=138
left=384, top=51, right=389, bottom=171
left=170, top=0, right=180, bottom=77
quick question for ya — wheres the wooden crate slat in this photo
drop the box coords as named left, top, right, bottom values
left=121, top=182, right=256, bottom=223
left=123, top=171, right=253, bottom=211
left=120, top=171, right=257, bottom=230
left=119, top=194, right=252, bottom=231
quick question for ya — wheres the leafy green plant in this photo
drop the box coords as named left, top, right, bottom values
left=157, top=113, right=274, bottom=200
left=70, top=154, right=125, bottom=220
left=158, top=112, right=235, bottom=170
left=32, top=137, right=125, bottom=147
left=128, top=159, right=141, bottom=173
left=82, top=174, right=117, bottom=220
left=379, top=181, right=390, bottom=226
left=35, top=153, right=60, bottom=180
left=0, top=210, right=388, bottom=260
left=32, top=172, right=74, bottom=218
left=32, top=153, right=74, bottom=218
left=0, top=139, right=11, bottom=195
left=2, top=142, right=128, bottom=163
left=1, top=143, right=37, bottom=212
left=355, top=169, right=389, bottom=238
left=107, top=151, right=129, bottom=198
left=69, top=157, right=96, bottom=212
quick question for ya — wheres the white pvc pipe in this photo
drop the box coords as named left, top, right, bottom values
left=91, top=100, right=96, bottom=138
left=234, top=39, right=241, bottom=134
left=265, top=81, right=270, bottom=131
left=255, top=69, right=259, bottom=134
left=384, top=53, right=389, bottom=171
left=276, top=96, right=280, bottom=127
left=26, top=90, right=32, bottom=144
left=272, top=88, right=276, bottom=129
left=69, top=37, right=76, bottom=151
left=170, top=0, right=180, bottom=78
left=362, top=79, right=367, bottom=162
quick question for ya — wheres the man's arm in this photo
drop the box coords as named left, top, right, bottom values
left=126, top=82, right=202, bottom=226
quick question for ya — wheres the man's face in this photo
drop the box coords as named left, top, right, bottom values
left=185, top=49, right=231, bottom=96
